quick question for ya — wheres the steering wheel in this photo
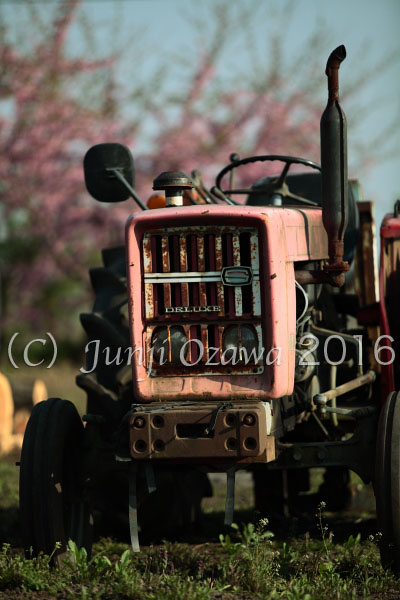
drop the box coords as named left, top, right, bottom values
left=215, top=154, right=321, bottom=206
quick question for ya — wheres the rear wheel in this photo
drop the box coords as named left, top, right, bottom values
left=375, top=390, right=400, bottom=573
left=77, top=246, right=132, bottom=425
left=19, top=398, right=92, bottom=565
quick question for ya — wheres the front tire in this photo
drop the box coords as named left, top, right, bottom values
left=19, top=398, right=92, bottom=565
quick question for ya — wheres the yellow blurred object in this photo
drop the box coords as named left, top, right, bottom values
left=147, top=189, right=206, bottom=208
left=147, top=194, right=166, bottom=209
left=183, top=189, right=204, bottom=205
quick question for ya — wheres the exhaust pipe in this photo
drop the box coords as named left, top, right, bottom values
left=320, top=45, right=349, bottom=286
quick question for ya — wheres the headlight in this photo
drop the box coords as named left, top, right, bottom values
left=222, top=325, right=258, bottom=363
left=151, top=326, right=187, bottom=364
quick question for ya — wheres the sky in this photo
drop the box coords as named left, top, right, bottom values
left=79, top=0, right=400, bottom=228
left=2, top=0, right=400, bottom=229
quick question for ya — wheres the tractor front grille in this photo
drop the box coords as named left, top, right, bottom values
left=141, top=226, right=263, bottom=375
left=143, top=226, right=261, bottom=319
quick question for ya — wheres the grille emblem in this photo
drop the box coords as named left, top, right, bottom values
left=221, top=266, right=253, bottom=286
left=165, top=306, right=221, bottom=313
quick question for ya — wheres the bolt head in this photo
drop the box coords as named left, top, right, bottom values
left=243, top=413, right=256, bottom=426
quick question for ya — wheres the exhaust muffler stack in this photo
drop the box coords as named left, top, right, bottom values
left=320, top=45, right=349, bottom=285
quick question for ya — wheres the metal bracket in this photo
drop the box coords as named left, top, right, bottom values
left=144, top=463, right=157, bottom=494
left=224, top=468, right=236, bottom=526
left=129, top=464, right=140, bottom=552
left=270, top=413, right=378, bottom=483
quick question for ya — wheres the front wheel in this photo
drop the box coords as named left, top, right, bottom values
left=19, top=398, right=93, bottom=565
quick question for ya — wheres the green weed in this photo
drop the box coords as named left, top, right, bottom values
left=1, top=489, right=400, bottom=599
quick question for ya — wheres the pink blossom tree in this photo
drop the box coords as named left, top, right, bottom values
left=0, top=2, right=135, bottom=342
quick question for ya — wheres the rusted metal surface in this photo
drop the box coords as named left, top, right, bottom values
left=295, top=269, right=345, bottom=286
left=232, top=234, right=242, bottom=316
left=142, top=226, right=262, bottom=322
left=143, top=234, right=154, bottom=319
left=325, top=45, right=346, bottom=101
left=129, top=402, right=275, bottom=462
left=161, top=235, right=171, bottom=308
left=179, top=234, right=189, bottom=306
left=190, top=234, right=200, bottom=306
left=250, top=231, right=261, bottom=316
left=215, top=235, right=225, bottom=316
left=225, top=234, right=235, bottom=315
left=197, top=235, right=207, bottom=306
left=201, top=325, right=208, bottom=363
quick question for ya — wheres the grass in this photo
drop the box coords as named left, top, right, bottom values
left=0, top=518, right=399, bottom=599
left=0, top=449, right=399, bottom=599
left=0, top=363, right=397, bottom=598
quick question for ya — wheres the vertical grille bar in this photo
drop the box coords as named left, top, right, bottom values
left=217, top=325, right=224, bottom=363
left=152, top=236, right=160, bottom=316
left=172, top=235, right=182, bottom=306
left=215, top=235, right=225, bottom=315
left=167, top=326, right=172, bottom=362
left=182, top=324, right=191, bottom=363
left=190, top=324, right=199, bottom=364
left=145, top=326, right=152, bottom=368
left=161, top=235, right=171, bottom=308
left=255, top=323, right=263, bottom=365
left=232, top=233, right=242, bottom=316
left=179, top=235, right=189, bottom=306
left=250, top=232, right=261, bottom=316
left=143, top=234, right=154, bottom=319
left=208, top=234, right=217, bottom=305
left=225, top=234, right=235, bottom=316
left=190, top=235, right=200, bottom=305
left=208, top=236, right=218, bottom=362
left=197, top=235, right=207, bottom=306
left=201, top=325, right=209, bottom=363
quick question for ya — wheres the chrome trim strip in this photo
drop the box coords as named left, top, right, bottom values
left=144, top=270, right=260, bottom=284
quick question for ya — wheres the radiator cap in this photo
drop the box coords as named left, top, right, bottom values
left=153, top=170, right=193, bottom=190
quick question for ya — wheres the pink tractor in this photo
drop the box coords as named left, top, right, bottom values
left=19, top=46, right=400, bottom=570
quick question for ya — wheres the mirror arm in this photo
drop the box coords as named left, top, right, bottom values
left=108, top=168, right=148, bottom=210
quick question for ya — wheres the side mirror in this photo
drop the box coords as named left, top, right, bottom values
left=83, top=143, right=135, bottom=203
